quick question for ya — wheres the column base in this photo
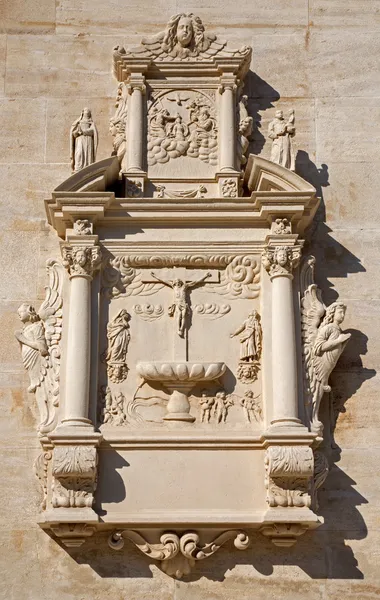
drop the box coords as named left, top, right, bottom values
left=269, top=418, right=304, bottom=429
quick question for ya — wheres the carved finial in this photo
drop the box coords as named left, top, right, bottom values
left=262, top=246, right=301, bottom=279
left=61, top=245, right=102, bottom=279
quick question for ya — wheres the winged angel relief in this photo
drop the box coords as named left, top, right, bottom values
left=301, top=257, right=351, bottom=436
left=15, top=260, right=64, bottom=435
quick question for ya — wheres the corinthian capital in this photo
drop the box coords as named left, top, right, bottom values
left=262, top=246, right=301, bottom=279
left=61, top=244, right=102, bottom=279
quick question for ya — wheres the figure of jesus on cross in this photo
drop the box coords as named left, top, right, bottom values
left=150, top=271, right=212, bottom=337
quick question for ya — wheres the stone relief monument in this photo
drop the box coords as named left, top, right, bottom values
left=17, top=13, right=351, bottom=576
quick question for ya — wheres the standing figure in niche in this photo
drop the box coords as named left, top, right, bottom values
left=268, top=109, right=295, bottom=171
left=230, top=310, right=262, bottom=362
left=70, top=107, right=98, bottom=172
left=150, top=271, right=211, bottom=337
left=104, top=309, right=131, bottom=383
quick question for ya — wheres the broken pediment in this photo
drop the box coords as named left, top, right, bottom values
left=17, top=13, right=352, bottom=579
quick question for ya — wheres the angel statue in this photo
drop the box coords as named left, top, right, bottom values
left=15, top=260, right=64, bottom=435
left=301, top=257, right=351, bottom=436
left=70, top=107, right=98, bottom=172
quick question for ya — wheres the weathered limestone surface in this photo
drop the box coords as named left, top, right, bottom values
left=1, top=0, right=380, bottom=598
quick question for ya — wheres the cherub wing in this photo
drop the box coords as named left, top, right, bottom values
left=300, top=257, right=326, bottom=408
left=37, top=259, right=65, bottom=407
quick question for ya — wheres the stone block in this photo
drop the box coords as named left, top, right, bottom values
left=0, top=98, right=46, bottom=164
left=310, top=32, right=380, bottom=98
left=0, top=449, right=41, bottom=530
left=310, top=228, right=380, bottom=303
left=1, top=0, right=56, bottom=33
left=177, top=0, right=308, bottom=31
left=320, top=161, right=380, bottom=227
left=56, top=0, right=177, bottom=35
left=251, top=34, right=310, bottom=98
left=0, top=163, right=70, bottom=231
left=46, top=97, right=114, bottom=165
left=0, top=370, right=40, bottom=445
left=309, top=0, right=380, bottom=31
left=5, top=35, right=116, bottom=98
left=316, top=98, right=380, bottom=163
left=331, top=373, right=380, bottom=449
left=0, top=35, right=6, bottom=97
left=0, top=231, right=39, bottom=301
left=0, top=530, right=44, bottom=600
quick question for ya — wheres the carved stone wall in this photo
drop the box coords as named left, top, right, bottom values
left=1, top=2, right=379, bottom=600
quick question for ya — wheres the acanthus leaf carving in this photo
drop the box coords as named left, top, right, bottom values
left=265, top=446, right=313, bottom=508
left=15, top=259, right=64, bottom=435
left=52, top=446, right=97, bottom=509
left=109, top=82, right=128, bottom=164
left=109, top=529, right=249, bottom=578
left=34, top=450, right=52, bottom=510
left=300, top=256, right=351, bottom=436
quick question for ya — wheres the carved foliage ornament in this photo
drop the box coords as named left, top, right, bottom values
left=52, top=446, right=97, bottom=509
left=265, top=446, right=313, bottom=508
left=300, top=256, right=351, bottom=436
left=109, top=529, right=249, bottom=578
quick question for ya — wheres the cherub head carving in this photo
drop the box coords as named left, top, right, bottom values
left=161, top=13, right=215, bottom=58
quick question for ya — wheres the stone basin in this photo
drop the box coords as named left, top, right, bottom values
left=136, top=361, right=226, bottom=422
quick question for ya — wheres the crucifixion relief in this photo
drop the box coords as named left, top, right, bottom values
left=150, top=270, right=212, bottom=337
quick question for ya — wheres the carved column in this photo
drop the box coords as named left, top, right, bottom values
left=218, top=80, right=237, bottom=172
left=262, top=245, right=302, bottom=428
left=60, top=237, right=102, bottom=427
left=126, top=77, right=146, bottom=173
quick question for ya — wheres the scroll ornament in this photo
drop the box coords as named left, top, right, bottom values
left=15, top=260, right=64, bottom=435
left=300, top=256, right=351, bottom=436
left=109, top=529, right=250, bottom=578
left=265, top=446, right=314, bottom=508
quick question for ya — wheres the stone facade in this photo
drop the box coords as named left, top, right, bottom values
left=1, top=3, right=380, bottom=600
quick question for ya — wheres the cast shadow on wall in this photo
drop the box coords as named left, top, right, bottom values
left=64, top=74, right=374, bottom=583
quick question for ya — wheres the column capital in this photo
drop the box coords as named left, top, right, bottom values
left=262, top=245, right=301, bottom=280
left=61, top=243, right=102, bottom=280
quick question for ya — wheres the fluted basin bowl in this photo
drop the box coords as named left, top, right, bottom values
left=136, top=361, right=226, bottom=382
left=136, top=361, right=226, bottom=422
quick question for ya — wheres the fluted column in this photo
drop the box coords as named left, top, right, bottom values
left=218, top=81, right=237, bottom=172
left=262, top=245, right=302, bottom=428
left=126, top=79, right=146, bottom=172
left=60, top=239, right=102, bottom=427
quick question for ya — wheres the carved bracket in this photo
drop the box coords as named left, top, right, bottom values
left=52, top=446, right=98, bottom=509
left=265, top=446, right=314, bottom=508
left=109, top=530, right=250, bottom=578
